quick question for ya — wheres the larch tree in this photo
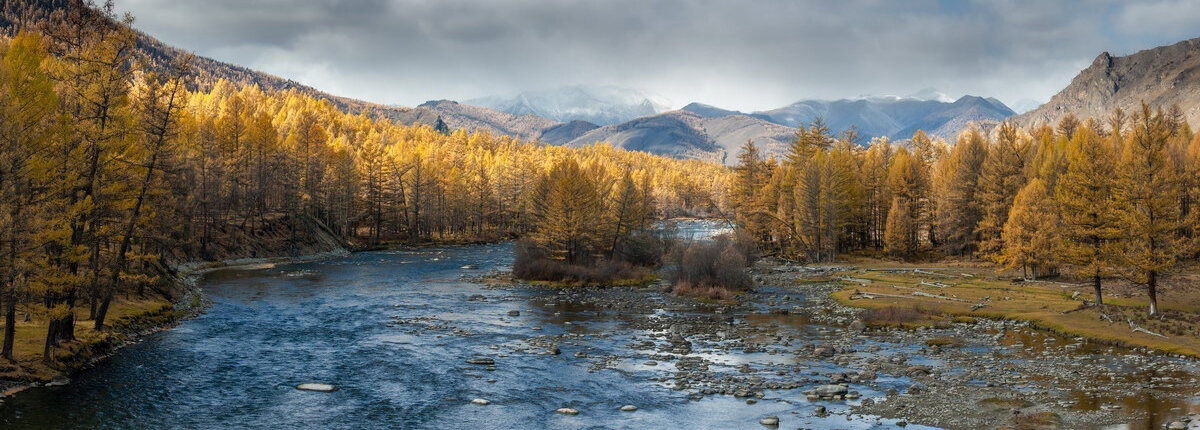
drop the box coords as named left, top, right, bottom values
left=975, top=121, right=1031, bottom=261
left=1055, top=125, right=1120, bottom=305
left=1115, top=104, right=1184, bottom=316
left=1000, top=179, right=1059, bottom=279
left=884, top=148, right=923, bottom=259
left=933, top=127, right=988, bottom=257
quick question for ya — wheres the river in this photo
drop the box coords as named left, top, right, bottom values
left=0, top=221, right=1195, bottom=429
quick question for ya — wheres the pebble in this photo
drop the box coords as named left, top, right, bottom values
left=466, top=357, right=495, bottom=365
left=556, top=408, right=579, bottom=415
left=759, top=415, right=780, bottom=426
left=620, top=405, right=638, bottom=412
left=471, top=398, right=490, bottom=405
left=507, top=310, right=520, bottom=316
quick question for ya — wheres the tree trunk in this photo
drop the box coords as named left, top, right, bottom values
left=2, top=289, right=14, bottom=361
left=1148, top=271, right=1159, bottom=316
left=1093, top=274, right=1103, bottom=306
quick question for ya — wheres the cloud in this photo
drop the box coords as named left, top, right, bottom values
left=115, top=0, right=1195, bottom=112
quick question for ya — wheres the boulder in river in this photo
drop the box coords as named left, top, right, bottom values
left=555, top=407, right=579, bottom=415
left=46, top=375, right=70, bottom=387
left=809, top=384, right=848, bottom=399
left=295, top=383, right=337, bottom=392
left=507, top=310, right=520, bottom=317
left=471, top=398, right=490, bottom=405
left=462, top=265, right=479, bottom=269
left=759, top=415, right=780, bottom=426
left=620, top=405, right=637, bottom=412
left=466, top=357, right=495, bottom=365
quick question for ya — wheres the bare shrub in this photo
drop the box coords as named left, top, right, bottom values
left=666, top=231, right=754, bottom=299
left=514, top=239, right=649, bottom=285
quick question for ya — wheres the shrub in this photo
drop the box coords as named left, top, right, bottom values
left=665, top=232, right=754, bottom=298
left=513, top=238, right=650, bottom=285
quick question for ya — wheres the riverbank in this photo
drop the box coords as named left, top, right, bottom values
left=819, top=256, right=1200, bottom=358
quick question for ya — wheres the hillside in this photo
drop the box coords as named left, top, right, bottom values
left=1016, top=37, right=1200, bottom=128
left=565, top=110, right=795, bottom=164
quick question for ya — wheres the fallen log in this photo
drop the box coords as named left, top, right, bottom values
left=1127, top=320, right=1167, bottom=338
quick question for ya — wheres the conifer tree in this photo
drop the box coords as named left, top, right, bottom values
left=1056, top=125, right=1119, bottom=304
left=1116, top=105, right=1183, bottom=316
left=976, top=122, right=1031, bottom=260
left=1001, top=179, right=1058, bottom=279
left=933, top=127, right=987, bottom=256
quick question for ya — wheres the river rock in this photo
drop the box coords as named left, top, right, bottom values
left=759, top=415, right=780, bottom=426
left=296, top=383, right=337, bottom=392
left=471, top=398, right=490, bottom=405
left=466, top=357, right=495, bottom=365
left=1167, top=422, right=1186, bottom=430
left=848, top=320, right=866, bottom=333
left=813, top=346, right=835, bottom=358
left=620, top=405, right=638, bottom=412
left=555, top=407, right=579, bottom=415
left=810, top=384, right=848, bottom=399
left=814, top=405, right=827, bottom=416
left=507, top=310, right=520, bottom=316
left=46, top=375, right=70, bottom=387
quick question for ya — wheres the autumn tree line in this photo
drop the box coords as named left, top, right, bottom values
left=0, top=6, right=727, bottom=363
left=729, top=110, right=1200, bottom=316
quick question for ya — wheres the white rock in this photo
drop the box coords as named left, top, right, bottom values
left=471, top=398, right=490, bottom=405
left=620, top=405, right=637, bottom=412
left=555, top=408, right=579, bottom=415
left=759, top=415, right=780, bottom=426
left=295, top=383, right=337, bottom=392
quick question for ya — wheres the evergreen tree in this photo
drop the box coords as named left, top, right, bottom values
left=1001, top=179, right=1058, bottom=279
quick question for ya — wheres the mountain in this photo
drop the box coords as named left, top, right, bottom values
left=1016, top=37, right=1200, bottom=128
left=753, top=95, right=1014, bottom=141
left=466, top=85, right=671, bottom=126
left=565, top=110, right=794, bottom=164
left=416, top=100, right=558, bottom=140
left=681, top=103, right=774, bottom=122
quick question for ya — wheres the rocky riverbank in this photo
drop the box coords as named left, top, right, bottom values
left=470, top=259, right=1200, bottom=429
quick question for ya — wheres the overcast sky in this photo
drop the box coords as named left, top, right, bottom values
left=116, top=0, right=1200, bottom=112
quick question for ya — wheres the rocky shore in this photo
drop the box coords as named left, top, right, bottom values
left=464, top=259, right=1200, bottom=429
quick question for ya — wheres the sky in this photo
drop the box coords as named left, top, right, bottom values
left=116, top=0, right=1200, bottom=112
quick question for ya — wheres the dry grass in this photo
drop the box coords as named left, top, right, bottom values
left=830, top=257, right=1200, bottom=357
left=0, top=297, right=177, bottom=383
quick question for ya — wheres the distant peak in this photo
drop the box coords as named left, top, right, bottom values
left=1092, top=51, right=1113, bottom=69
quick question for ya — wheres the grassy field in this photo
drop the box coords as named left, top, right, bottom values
left=0, top=297, right=182, bottom=386
left=825, top=256, right=1200, bottom=357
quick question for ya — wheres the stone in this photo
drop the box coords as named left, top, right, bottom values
left=507, top=310, right=520, bottom=316
left=848, top=320, right=866, bottom=332
left=814, top=405, right=827, bottom=416
left=548, top=345, right=561, bottom=355
left=1167, top=422, right=1186, bottom=430
left=295, top=383, right=337, bottom=392
left=812, top=384, right=848, bottom=398
left=759, top=416, right=780, bottom=426
left=466, top=357, right=495, bottom=365
left=462, top=265, right=479, bottom=269
left=555, top=408, right=579, bottom=415
left=46, top=375, right=70, bottom=387
left=813, top=346, right=835, bottom=358
left=620, top=405, right=638, bottom=412
left=471, top=398, right=490, bottom=405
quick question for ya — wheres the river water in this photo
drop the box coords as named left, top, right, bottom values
left=0, top=221, right=1195, bottom=429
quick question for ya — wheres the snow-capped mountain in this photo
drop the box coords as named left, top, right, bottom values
left=465, top=85, right=672, bottom=126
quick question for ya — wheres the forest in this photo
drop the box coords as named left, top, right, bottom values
left=0, top=4, right=728, bottom=364
left=728, top=111, right=1200, bottom=317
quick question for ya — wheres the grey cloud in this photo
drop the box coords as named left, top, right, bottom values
left=117, top=0, right=1195, bottom=112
